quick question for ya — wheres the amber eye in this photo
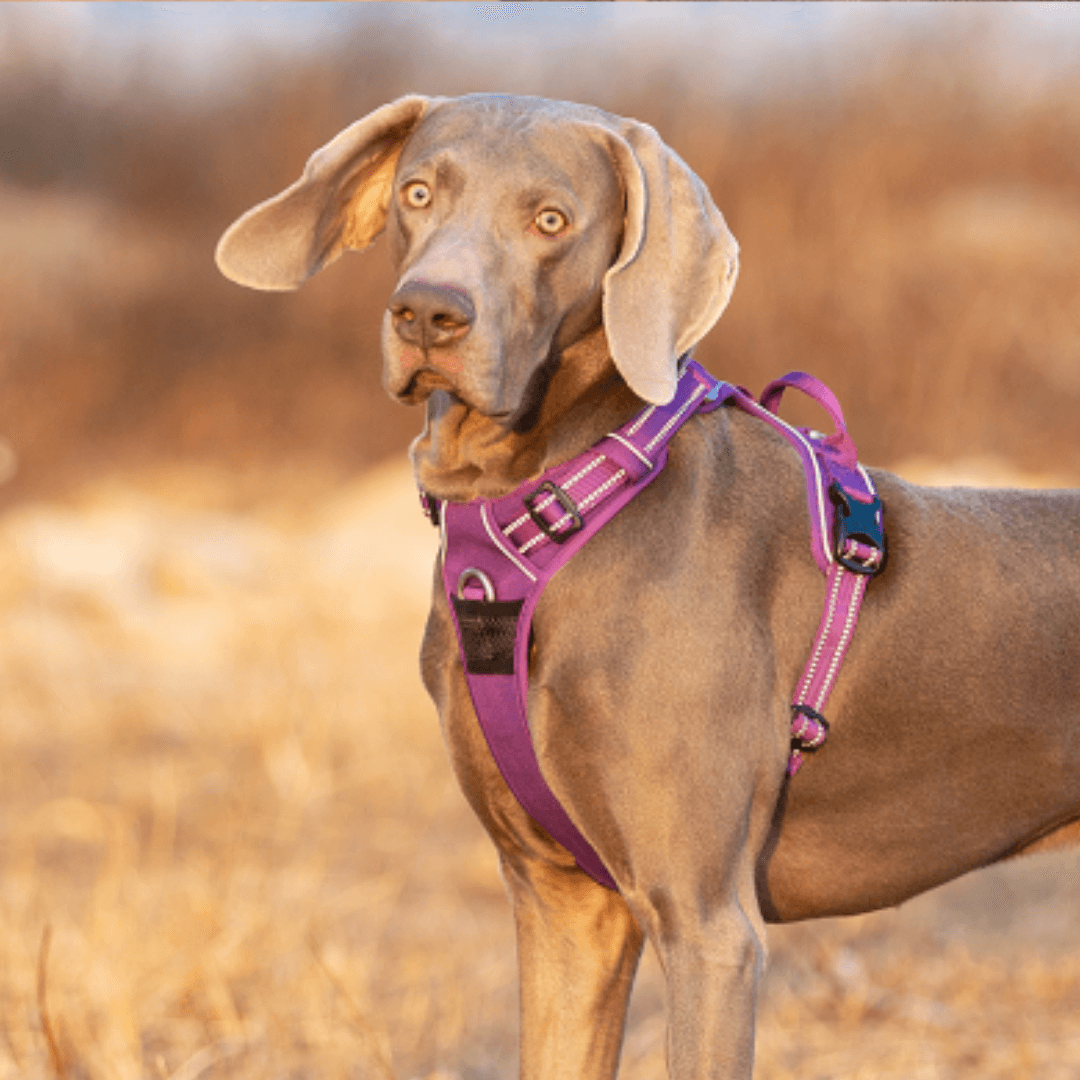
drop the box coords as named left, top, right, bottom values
left=403, top=181, right=432, bottom=208
left=534, top=208, right=567, bottom=235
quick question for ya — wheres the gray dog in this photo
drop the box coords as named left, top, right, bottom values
left=217, top=93, right=1080, bottom=1079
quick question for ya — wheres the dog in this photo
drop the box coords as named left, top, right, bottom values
left=216, top=93, right=1080, bottom=1079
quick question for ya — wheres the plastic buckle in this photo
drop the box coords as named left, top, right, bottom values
left=524, top=481, right=583, bottom=544
left=420, top=491, right=441, bottom=527
left=829, top=482, right=885, bottom=575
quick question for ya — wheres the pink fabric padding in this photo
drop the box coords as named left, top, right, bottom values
left=439, top=361, right=717, bottom=891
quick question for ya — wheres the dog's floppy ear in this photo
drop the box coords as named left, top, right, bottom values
left=215, top=95, right=440, bottom=291
left=596, top=120, right=739, bottom=405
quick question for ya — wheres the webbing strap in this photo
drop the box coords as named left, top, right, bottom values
left=713, top=373, right=884, bottom=774
left=438, top=360, right=719, bottom=891
left=430, top=361, right=884, bottom=889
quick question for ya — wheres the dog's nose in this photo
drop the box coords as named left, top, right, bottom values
left=389, top=281, right=475, bottom=348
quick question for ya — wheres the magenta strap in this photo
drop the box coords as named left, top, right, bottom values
left=715, top=372, right=885, bottom=774
left=437, top=360, right=720, bottom=891
left=428, top=361, right=884, bottom=890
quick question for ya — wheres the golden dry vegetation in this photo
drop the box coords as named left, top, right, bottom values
left=2, top=8, right=1080, bottom=1079
left=1, top=459, right=1079, bottom=1080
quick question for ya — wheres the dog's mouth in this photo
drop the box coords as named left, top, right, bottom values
left=400, top=368, right=457, bottom=404
left=398, top=369, right=516, bottom=424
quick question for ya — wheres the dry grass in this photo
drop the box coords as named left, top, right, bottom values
left=0, top=462, right=507, bottom=1080
left=1, top=459, right=1078, bottom=1079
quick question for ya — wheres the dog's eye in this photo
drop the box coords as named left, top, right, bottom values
left=403, top=182, right=432, bottom=209
left=534, top=208, right=567, bottom=236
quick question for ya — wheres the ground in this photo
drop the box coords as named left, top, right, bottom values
left=0, top=457, right=1076, bottom=1080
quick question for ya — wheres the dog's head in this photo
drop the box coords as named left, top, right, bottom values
left=216, top=93, right=738, bottom=421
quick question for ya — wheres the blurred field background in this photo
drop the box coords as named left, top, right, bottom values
left=2, top=3, right=1080, bottom=1078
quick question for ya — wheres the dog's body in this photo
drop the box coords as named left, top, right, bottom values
left=217, top=94, right=1080, bottom=1079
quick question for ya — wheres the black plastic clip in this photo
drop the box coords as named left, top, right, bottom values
left=420, top=491, right=442, bottom=527
left=829, top=482, right=886, bottom=575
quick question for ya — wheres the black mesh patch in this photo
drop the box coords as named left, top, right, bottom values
left=451, top=597, right=525, bottom=676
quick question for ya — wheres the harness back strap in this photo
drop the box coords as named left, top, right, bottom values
left=427, top=360, right=884, bottom=891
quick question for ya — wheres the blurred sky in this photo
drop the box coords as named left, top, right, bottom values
left=2, top=1, right=1080, bottom=492
left=5, top=1, right=1080, bottom=106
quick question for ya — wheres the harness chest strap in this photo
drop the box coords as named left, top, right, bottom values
left=424, top=360, right=885, bottom=892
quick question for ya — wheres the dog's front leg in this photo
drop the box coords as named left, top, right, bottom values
left=660, top=903, right=762, bottom=1079
left=422, top=595, right=644, bottom=1080
left=503, top=855, right=644, bottom=1080
left=628, top=852, right=765, bottom=1080
left=528, top=673, right=774, bottom=1080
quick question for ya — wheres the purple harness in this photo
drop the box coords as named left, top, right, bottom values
left=422, top=359, right=884, bottom=892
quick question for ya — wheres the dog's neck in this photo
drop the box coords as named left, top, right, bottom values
left=409, top=326, right=643, bottom=502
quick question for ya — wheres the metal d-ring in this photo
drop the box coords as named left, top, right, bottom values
left=456, top=567, right=496, bottom=602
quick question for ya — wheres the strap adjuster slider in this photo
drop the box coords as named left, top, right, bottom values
left=524, top=481, right=583, bottom=544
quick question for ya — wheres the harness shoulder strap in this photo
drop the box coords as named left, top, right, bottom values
left=438, top=360, right=719, bottom=891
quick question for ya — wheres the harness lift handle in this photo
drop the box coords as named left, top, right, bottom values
left=759, top=371, right=859, bottom=469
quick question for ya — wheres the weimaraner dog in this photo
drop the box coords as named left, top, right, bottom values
left=216, top=93, right=1080, bottom=1079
